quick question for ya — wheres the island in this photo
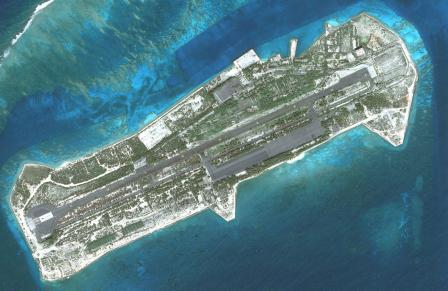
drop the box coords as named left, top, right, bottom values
left=10, top=13, right=417, bottom=281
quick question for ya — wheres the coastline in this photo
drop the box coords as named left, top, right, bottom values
left=0, top=0, right=435, bottom=288
left=2, top=0, right=55, bottom=60
left=33, top=120, right=394, bottom=281
left=6, top=48, right=247, bottom=282
left=45, top=204, right=209, bottom=281
left=229, top=12, right=419, bottom=225
left=7, top=6, right=421, bottom=283
left=49, top=24, right=419, bottom=278
left=362, top=12, right=419, bottom=147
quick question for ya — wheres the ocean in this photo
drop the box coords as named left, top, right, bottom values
left=0, top=0, right=446, bottom=290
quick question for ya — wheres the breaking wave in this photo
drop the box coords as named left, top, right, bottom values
left=2, top=0, right=55, bottom=61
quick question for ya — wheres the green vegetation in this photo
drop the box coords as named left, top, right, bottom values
left=99, top=213, right=111, bottom=227
left=190, top=98, right=240, bottom=141
left=51, top=156, right=109, bottom=185
left=122, top=221, right=145, bottom=236
left=333, top=107, right=351, bottom=127
left=170, top=106, right=213, bottom=130
left=21, top=165, right=52, bottom=185
left=156, top=135, right=187, bottom=157
left=84, top=157, right=106, bottom=178
left=206, top=137, right=240, bottom=157
left=10, top=14, right=417, bottom=281
left=32, top=164, right=134, bottom=206
left=51, top=162, right=80, bottom=184
left=83, top=165, right=134, bottom=193
left=114, top=136, right=148, bottom=163
left=361, top=92, right=391, bottom=111
left=145, top=149, right=161, bottom=164
left=10, top=179, right=31, bottom=207
left=87, top=233, right=116, bottom=251
left=97, top=147, right=120, bottom=168
left=42, top=230, right=63, bottom=247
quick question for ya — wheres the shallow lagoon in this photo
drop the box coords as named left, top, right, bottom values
left=0, top=0, right=444, bottom=290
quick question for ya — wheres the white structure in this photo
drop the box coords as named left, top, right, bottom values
left=233, top=49, right=260, bottom=70
left=138, top=120, right=172, bottom=150
left=290, top=38, right=298, bottom=60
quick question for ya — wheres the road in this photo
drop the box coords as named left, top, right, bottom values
left=26, top=67, right=372, bottom=241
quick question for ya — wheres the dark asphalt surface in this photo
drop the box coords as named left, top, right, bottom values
left=27, top=67, right=372, bottom=241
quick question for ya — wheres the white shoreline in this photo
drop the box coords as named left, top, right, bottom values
left=47, top=205, right=208, bottom=281
left=2, top=0, right=55, bottom=60
left=8, top=11, right=419, bottom=282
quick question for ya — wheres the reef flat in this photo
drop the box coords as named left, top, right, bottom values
left=10, top=13, right=417, bottom=281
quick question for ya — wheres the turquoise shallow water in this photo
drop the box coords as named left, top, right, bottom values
left=0, top=0, right=442, bottom=290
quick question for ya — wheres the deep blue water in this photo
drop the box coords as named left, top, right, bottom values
left=0, top=0, right=446, bottom=290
